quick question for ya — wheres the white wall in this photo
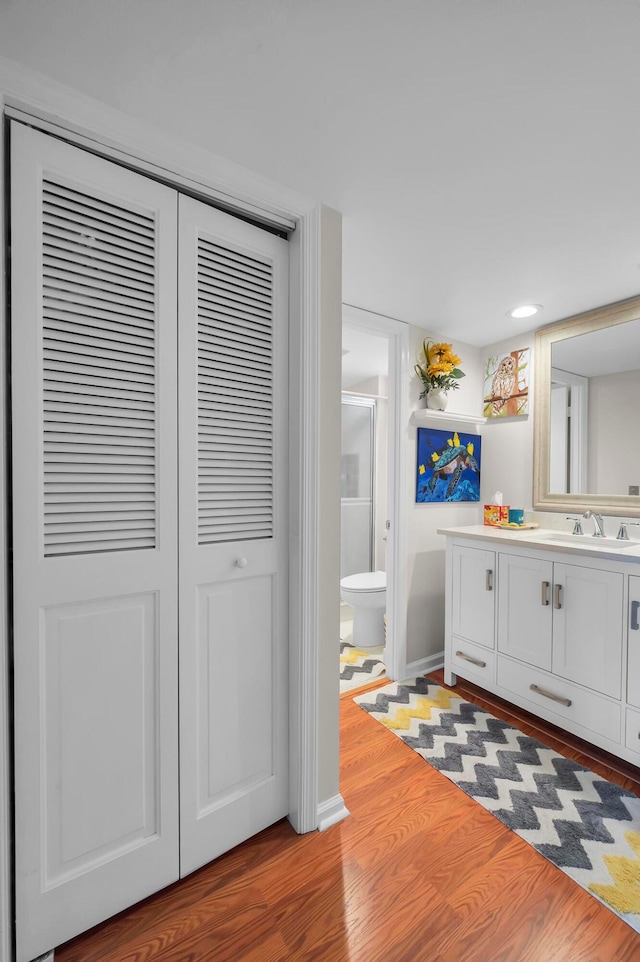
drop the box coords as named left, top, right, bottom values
left=588, top=369, right=640, bottom=495
left=403, top=326, right=544, bottom=667
left=479, top=330, right=536, bottom=512
left=405, top=327, right=484, bottom=665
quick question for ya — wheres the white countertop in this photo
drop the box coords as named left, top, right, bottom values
left=436, top=524, right=640, bottom=563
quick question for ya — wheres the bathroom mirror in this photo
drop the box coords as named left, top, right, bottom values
left=533, top=294, right=640, bottom=517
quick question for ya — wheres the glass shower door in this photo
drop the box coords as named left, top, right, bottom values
left=341, top=396, right=375, bottom=578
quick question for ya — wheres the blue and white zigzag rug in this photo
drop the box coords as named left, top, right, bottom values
left=355, top=677, right=640, bottom=933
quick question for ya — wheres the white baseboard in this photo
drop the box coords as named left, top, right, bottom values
left=404, top=650, right=444, bottom=680
left=317, top=793, right=350, bottom=832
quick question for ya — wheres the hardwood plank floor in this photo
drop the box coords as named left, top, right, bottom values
left=56, top=675, right=640, bottom=962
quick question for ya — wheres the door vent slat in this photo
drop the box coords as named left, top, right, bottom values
left=196, top=237, right=274, bottom=545
left=42, top=179, right=157, bottom=557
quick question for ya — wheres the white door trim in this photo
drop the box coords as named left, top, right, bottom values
left=342, top=304, right=410, bottom=681
left=0, top=106, right=11, bottom=962
left=0, top=59, right=326, bottom=957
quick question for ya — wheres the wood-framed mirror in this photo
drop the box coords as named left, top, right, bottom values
left=533, top=294, right=640, bottom=518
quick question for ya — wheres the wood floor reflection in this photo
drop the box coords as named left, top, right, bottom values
left=56, top=673, right=640, bottom=961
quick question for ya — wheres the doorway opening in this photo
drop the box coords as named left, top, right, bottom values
left=339, top=305, right=409, bottom=691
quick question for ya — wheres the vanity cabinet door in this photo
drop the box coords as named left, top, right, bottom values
left=627, top=575, right=640, bottom=708
left=451, top=544, right=496, bottom=649
left=497, top=553, right=553, bottom=669
left=552, top=562, right=623, bottom=699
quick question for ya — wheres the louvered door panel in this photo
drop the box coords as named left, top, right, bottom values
left=197, top=240, right=274, bottom=543
left=12, top=123, right=179, bottom=962
left=42, top=181, right=156, bottom=555
left=178, top=196, right=289, bottom=878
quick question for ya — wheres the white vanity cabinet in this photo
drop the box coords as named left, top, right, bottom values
left=451, top=544, right=496, bottom=647
left=551, top=563, right=623, bottom=698
left=442, top=527, right=640, bottom=766
left=498, top=554, right=623, bottom=699
left=497, top=553, right=553, bottom=669
left=448, top=543, right=496, bottom=686
left=628, top=575, right=640, bottom=709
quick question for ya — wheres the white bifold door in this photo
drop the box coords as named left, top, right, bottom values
left=177, top=197, right=289, bottom=876
left=11, top=123, right=289, bottom=962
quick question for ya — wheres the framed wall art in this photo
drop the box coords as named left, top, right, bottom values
left=416, top=427, right=481, bottom=503
left=483, top=348, right=530, bottom=418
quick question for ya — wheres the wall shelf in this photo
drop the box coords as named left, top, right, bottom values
left=410, top=409, right=486, bottom=433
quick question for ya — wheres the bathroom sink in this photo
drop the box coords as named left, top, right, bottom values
left=541, top=533, right=640, bottom=549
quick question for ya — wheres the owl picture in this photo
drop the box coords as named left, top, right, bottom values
left=483, top=349, right=529, bottom=418
left=491, top=354, right=516, bottom=412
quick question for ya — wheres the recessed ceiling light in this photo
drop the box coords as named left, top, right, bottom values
left=507, top=304, right=543, bottom=319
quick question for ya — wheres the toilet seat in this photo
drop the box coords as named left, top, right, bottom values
left=340, top=570, right=386, bottom=593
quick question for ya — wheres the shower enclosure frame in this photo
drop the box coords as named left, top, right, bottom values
left=341, top=393, right=377, bottom=578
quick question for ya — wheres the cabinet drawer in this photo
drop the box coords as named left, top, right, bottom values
left=625, top=708, right=640, bottom=755
left=451, top=637, right=496, bottom=684
left=497, top=656, right=621, bottom=744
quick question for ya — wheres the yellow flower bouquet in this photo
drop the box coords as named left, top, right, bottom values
left=414, top=340, right=465, bottom=399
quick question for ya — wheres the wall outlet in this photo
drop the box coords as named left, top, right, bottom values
left=630, top=485, right=640, bottom=496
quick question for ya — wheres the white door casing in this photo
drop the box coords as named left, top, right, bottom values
left=11, top=123, right=180, bottom=962
left=177, top=196, right=289, bottom=875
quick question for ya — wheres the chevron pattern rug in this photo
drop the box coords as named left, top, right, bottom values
left=355, top=677, right=640, bottom=933
left=340, top=640, right=385, bottom=694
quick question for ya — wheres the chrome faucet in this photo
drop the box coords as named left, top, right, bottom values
left=566, top=516, right=584, bottom=536
left=618, top=520, right=640, bottom=540
left=583, top=510, right=606, bottom=538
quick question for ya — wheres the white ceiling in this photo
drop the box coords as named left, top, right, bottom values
left=3, top=1, right=640, bottom=347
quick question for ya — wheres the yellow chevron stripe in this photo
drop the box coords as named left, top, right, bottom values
left=382, top=688, right=461, bottom=730
left=589, top=831, right=640, bottom=914
left=340, top=648, right=372, bottom=664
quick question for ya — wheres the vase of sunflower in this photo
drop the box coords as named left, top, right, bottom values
left=414, top=340, right=465, bottom=411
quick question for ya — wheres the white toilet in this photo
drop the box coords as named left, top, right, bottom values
left=340, top=570, right=387, bottom=648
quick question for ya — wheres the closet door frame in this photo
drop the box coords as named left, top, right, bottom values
left=0, top=67, right=338, bottom=961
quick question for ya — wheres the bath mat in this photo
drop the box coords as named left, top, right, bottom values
left=354, top=677, right=640, bottom=933
left=339, top=640, right=385, bottom=694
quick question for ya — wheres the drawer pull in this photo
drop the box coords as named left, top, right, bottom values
left=456, top=650, right=486, bottom=668
left=541, top=581, right=550, bottom=606
left=486, top=569, right=493, bottom=591
left=553, top=583, right=562, bottom=609
left=631, top=599, right=640, bottom=631
left=529, top=683, right=571, bottom=707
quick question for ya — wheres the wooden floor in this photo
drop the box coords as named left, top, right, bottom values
left=57, top=673, right=640, bottom=962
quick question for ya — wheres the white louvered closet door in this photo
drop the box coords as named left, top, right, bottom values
left=177, top=196, right=289, bottom=876
left=11, top=124, right=179, bottom=962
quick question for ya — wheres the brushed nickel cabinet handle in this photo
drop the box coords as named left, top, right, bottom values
left=541, top=581, right=550, bottom=606
left=631, top=599, right=640, bottom=631
left=455, top=650, right=486, bottom=668
left=485, top=569, right=493, bottom=591
left=553, top=583, right=562, bottom=609
left=529, top=683, right=571, bottom=707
